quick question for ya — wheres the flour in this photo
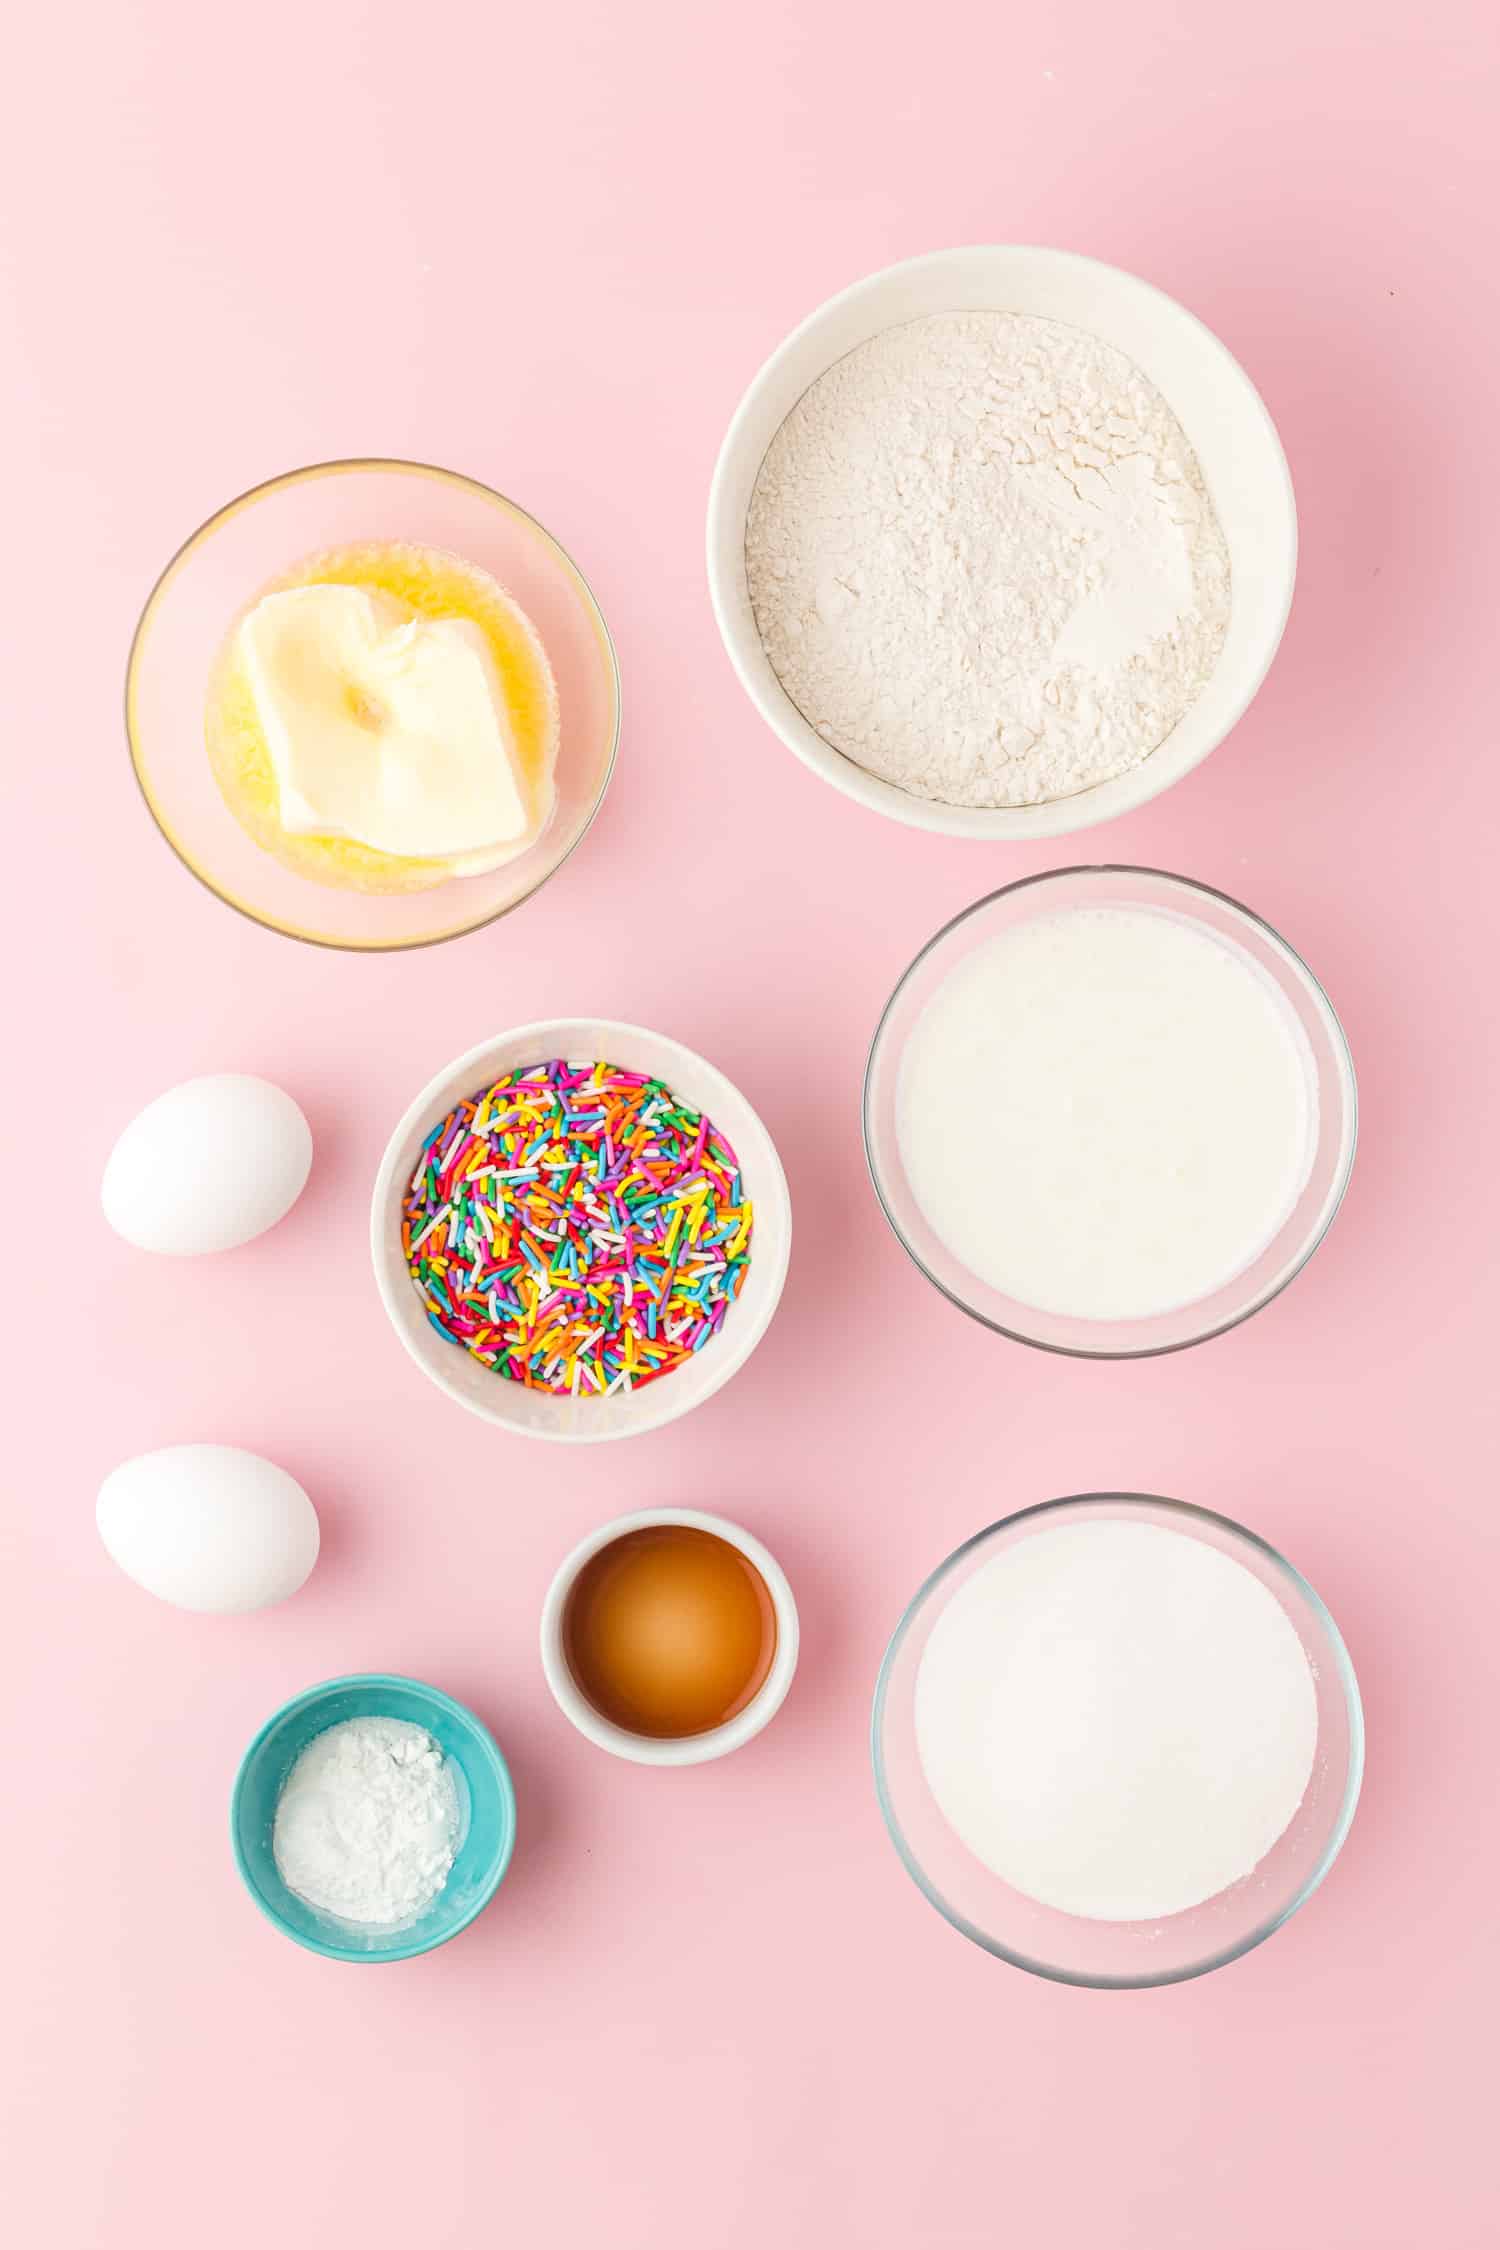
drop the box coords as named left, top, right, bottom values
left=914, top=1519, right=1319, bottom=1922
left=745, top=312, right=1232, bottom=808
left=272, top=1716, right=460, bottom=1927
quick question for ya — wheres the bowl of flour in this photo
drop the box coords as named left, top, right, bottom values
left=707, top=247, right=1295, bottom=837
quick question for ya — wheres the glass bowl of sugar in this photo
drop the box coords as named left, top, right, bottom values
left=872, top=1494, right=1363, bottom=1988
left=863, top=866, right=1357, bottom=1358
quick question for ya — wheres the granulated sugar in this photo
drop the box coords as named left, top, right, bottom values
left=745, top=311, right=1231, bottom=808
left=914, top=1519, right=1318, bottom=1921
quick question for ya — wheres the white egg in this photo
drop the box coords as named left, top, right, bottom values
left=97, top=1445, right=320, bottom=1613
left=102, top=1074, right=312, bottom=1255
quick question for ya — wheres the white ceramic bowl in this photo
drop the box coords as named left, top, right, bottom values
left=540, top=1508, right=800, bottom=1765
left=370, top=1021, right=791, bottom=1443
left=707, top=246, right=1297, bottom=840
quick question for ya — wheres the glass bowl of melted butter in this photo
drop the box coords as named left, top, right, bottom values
left=127, top=459, right=620, bottom=950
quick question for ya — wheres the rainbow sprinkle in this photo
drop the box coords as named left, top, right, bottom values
left=401, top=1060, right=753, bottom=1397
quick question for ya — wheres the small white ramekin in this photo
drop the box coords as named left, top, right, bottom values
left=707, top=245, right=1297, bottom=841
left=371, top=1021, right=791, bottom=1445
left=539, top=1508, right=800, bottom=1766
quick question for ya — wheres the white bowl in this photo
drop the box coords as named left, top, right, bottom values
left=540, top=1508, right=800, bottom=1765
left=706, top=246, right=1297, bottom=840
left=370, top=1021, right=792, bottom=1443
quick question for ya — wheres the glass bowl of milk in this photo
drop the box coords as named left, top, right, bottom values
left=863, top=867, right=1357, bottom=1356
left=872, top=1494, right=1364, bottom=1987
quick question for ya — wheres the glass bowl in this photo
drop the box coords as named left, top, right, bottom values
left=872, top=1494, right=1364, bottom=1989
left=862, top=866, right=1357, bottom=1358
left=126, top=459, right=620, bottom=950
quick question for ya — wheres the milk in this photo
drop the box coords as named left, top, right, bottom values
left=896, top=907, right=1317, bottom=1322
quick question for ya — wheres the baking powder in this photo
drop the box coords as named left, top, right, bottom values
left=272, top=1716, right=460, bottom=1927
left=745, top=311, right=1231, bottom=808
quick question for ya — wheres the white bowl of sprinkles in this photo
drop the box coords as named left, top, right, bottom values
left=371, top=1020, right=792, bottom=1444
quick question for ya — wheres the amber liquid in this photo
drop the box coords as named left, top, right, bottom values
left=562, top=1526, right=777, bottom=1739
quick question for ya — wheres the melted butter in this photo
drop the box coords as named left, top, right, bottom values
left=206, top=539, right=558, bottom=895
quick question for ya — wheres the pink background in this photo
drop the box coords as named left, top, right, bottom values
left=4, top=4, right=1498, bottom=2243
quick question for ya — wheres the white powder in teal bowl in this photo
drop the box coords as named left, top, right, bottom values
left=272, top=1716, right=460, bottom=1928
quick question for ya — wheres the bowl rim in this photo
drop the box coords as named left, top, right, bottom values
left=871, top=1492, right=1365, bottom=1989
left=369, top=1019, right=794, bottom=1443
left=862, top=863, right=1358, bottom=1359
left=229, top=1670, right=517, bottom=1963
left=537, top=1506, right=801, bottom=1764
left=124, top=455, right=622, bottom=952
left=706, top=242, right=1298, bottom=839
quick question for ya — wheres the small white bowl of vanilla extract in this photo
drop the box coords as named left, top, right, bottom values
left=539, top=1509, right=799, bottom=1766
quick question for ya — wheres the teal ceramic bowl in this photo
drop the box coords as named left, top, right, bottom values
left=231, top=1673, right=516, bottom=1962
